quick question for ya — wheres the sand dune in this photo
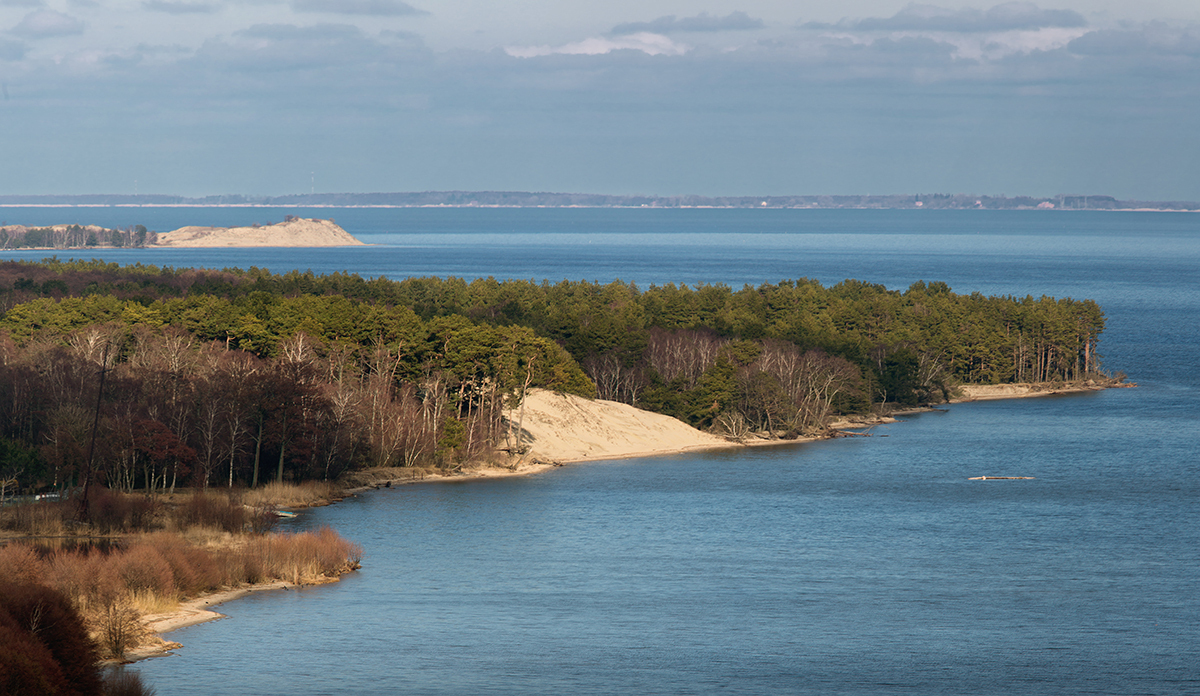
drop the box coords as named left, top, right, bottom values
left=154, top=217, right=363, bottom=247
left=506, top=389, right=734, bottom=464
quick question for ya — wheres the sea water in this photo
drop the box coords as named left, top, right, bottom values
left=2, top=208, right=1196, bottom=694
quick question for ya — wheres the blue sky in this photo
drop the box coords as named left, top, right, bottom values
left=1, top=1, right=1197, bottom=199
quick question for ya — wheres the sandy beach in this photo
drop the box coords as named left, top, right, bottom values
left=950, top=380, right=1128, bottom=402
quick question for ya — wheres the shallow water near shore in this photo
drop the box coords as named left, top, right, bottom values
left=5, top=208, right=1195, bottom=694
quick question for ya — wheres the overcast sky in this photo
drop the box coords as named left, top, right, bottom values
left=1, top=1, right=1197, bottom=199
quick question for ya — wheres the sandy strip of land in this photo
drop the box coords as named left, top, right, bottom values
left=125, top=581, right=297, bottom=661
left=353, top=384, right=1119, bottom=490
left=950, top=381, right=1128, bottom=402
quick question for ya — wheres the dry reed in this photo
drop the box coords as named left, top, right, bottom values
left=240, top=480, right=339, bottom=510
left=1, top=525, right=361, bottom=661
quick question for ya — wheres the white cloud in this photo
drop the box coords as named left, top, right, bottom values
left=143, top=1, right=222, bottom=14
left=808, top=3, right=1087, bottom=33
left=506, top=32, right=688, bottom=58
left=291, top=0, right=426, bottom=16
left=10, top=9, right=85, bottom=38
left=611, top=11, right=764, bottom=35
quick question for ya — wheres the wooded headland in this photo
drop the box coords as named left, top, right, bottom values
left=0, top=258, right=1112, bottom=498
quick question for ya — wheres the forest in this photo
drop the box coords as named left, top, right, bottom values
left=0, top=258, right=1107, bottom=496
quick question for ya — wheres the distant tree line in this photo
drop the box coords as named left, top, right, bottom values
left=0, top=259, right=1106, bottom=494
left=1, top=192, right=1196, bottom=209
left=0, top=224, right=155, bottom=249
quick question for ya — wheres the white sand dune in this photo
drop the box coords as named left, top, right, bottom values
left=506, top=389, right=733, bottom=464
left=154, top=218, right=363, bottom=247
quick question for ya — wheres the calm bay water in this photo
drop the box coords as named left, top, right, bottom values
left=3, top=208, right=1197, bottom=694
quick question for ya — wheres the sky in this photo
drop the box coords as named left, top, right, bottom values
left=0, top=1, right=1197, bottom=199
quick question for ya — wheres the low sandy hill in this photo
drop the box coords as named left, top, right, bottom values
left=154, top=218, right=363, bottom=247
left=953, top=381, right=1116, bottom=401
left=507, top=389, right=732, bottom=464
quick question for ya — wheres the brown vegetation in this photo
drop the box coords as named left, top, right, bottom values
left=1, top=526, right=360, bottom=660
left=0, top=486, right=361, bottom=672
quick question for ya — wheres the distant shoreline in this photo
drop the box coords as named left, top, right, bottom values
left=1, top=204, right=1196, bottom=213
left=1, top=191, right=1196, bottom=212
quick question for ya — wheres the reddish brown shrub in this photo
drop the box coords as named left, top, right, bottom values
left=46, top=549, right=123, bottom=608
left=245, top=526, right=362, bottom=583
left=0, top=543, right=47, bottom=585
left=103, top=667, right=156, bottom=696
left=0, top=581, right=104, bottom=695
left=0, top=618, right=71, bottom=696
left=111, top=546, right=175, bottom=598
left=175, top=492, right=247, bottom=533
left=134, top=534, right=223, bottom=595
left=87, top=488, right=159, bottom=534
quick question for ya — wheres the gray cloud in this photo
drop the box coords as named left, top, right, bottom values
left=0, top=38, right=28, bottom=60
left=808, top=2, right=1086, bottom=33
left=0, top=5, right=1195, bottom=200
left=1068, top=24, right=1200, bottom=56
left=10, top=10, right=85, bottom=38
left=194, top=23, right=393, bottom=72
left=290, top=0, right=426, bottom=16
left=611, top=11, right=763, bottom=35
left=143, top=1, right=221, bottom=14
left=0, top=0, right=44, bottom=8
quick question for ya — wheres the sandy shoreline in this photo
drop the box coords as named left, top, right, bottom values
left=124, top=581, right=297, bottom=661
left=131, top=379, right=1128, bottom=661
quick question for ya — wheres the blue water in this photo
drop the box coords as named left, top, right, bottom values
left=3, top=208, right=1196, bottom=694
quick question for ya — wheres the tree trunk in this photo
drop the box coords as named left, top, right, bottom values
left=252, top=416, right=263, bottom=488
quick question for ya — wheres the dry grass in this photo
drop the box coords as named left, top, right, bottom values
left=0, top=526, right=361, bottom=660
left=240, top=480, right=340, bottom=509
left=0, top=497, right=72, bottom=536
left=245, top=526, right=363, bottom=585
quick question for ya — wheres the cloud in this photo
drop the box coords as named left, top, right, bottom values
left=290, top=0, right=426, bottom=16
left=194, top=23, right=391, bottom=72
left=1, top=0, right=43, bottom=7
left=611, top=11, right=764, bottom=35
left=808, top=2, right=1086, bottom=33
left=506, top=32, right=689, bottom=58
left=1068, top=24, right=1200, bottom=56
left=0, top=38, right=28, bottom=61
left=10, top=10, right=85, bottom=38
left=143, top=1, right=221, bottom=14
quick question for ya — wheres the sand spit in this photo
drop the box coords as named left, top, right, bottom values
left=351, top=381, right=1129, bottom=488
left=126, top=582, right=295, bottom=661
left=154, top=217, right=364, bottom=247
left=951, top=380, right=1129, bottom=402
